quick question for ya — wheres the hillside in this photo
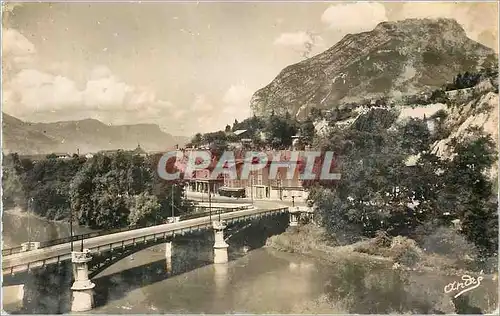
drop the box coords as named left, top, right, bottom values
left=250, top=18, right=497, bottom=118
left=1, top=113, right=189, bottom=154
left=1, top=113, right=60, bottom=154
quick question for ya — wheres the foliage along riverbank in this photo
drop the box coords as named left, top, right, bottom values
left=2, top=151, right=193, bottom=230
left=265, top=224, right=499, bottom=314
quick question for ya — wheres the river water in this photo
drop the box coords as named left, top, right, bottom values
left=2, top=209, right=498, bottom=314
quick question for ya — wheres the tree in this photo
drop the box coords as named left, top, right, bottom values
left=265, top=114, right=298, bottom=149
left=191, top=133, right=203, bottom=147
left=299, top=118, right=316, bottom=146
left=442, top=128, right=498, bottom=257
left=308, top=109, right=450, bottom=241
left=399, top=118, right=431, bottom=155
left=232, top=119, right=239, bottom=131
left=429, top=89, right=449, bottom=104
left=128, top=193, right=161, bottom=226
left=310, top=107, right=323, bottom=121
left=70, top=153, right=131, bottom=228
left=2, top=153, right=26, bottom=209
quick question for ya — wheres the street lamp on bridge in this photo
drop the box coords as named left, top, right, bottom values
left=28, top=197, right=33, bottom=246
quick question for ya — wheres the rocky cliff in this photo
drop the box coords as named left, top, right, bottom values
left=251, top=18, right=497, bottom=118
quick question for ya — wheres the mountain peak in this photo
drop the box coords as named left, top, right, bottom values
left=373, top=18, right=466, bottom=35
left=250, top=18, right=497, bottom=117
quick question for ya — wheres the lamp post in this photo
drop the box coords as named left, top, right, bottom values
left=250, top=171, right=254, bottom=204
left=208, top=180, right=212, bottom=222
left=171, top=183, right=175, bottom=220
left=28, top=197, right=33, bottom=245
left=70, top=199, right=74, bottom=252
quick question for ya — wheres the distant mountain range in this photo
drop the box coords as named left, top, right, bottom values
left=1, top=113, right=189, bottom=155
left=250, top=18, right=497, bottom=118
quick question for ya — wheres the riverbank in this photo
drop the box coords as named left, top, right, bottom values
left=265, top=224, right=499, bottom=314
left=2, top=208, right=95, bottom=248
left=2, top=207, right=68, bottom=223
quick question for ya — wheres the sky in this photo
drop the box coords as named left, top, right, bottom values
left=2, top=1, right=498, bottom=137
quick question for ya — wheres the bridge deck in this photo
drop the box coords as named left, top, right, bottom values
left=2, top=207, right=288, bottom=275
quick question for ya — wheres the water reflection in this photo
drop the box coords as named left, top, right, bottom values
left=213, top=263, right=228, bottom=297
left=3, top=211, right=497, bottom=314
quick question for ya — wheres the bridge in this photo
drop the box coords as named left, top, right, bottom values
left=2, top=205, right=306, bottom=312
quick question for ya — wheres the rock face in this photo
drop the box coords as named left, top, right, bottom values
left=430, top=82, right=499, bottom=179
left=2, top=113, right=189, bottom=155
left=250, top=18, right=497, bottom=117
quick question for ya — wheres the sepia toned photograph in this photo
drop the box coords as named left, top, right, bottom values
left=1, top=1, right=499, bottom=314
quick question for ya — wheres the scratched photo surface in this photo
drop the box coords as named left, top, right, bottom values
left=1, top=1, right=499, bottom=314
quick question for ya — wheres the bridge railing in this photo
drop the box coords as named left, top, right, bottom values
left=2, top=246, right=23, bottom=256
left=2, top=206, right=247, bottom=256
left=179, top=207, right=245, bottom=221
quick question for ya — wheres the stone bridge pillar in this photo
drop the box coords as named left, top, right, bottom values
left=21, top=242, right=40, bottom=252
left=165, top=241, right=173, bottom=274
left=289, top=207, right=300, bottom=227
left=213, top=221, right=228, bottom=264
left=70, top=249, right=95, bottom=312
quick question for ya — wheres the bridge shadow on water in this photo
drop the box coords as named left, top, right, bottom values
left=9, top=214, right=288, bottom=314
left=93, top=213, right=289, bottom=309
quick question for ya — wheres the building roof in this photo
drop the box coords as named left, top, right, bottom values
left=233, top=129, right=248, bottom=136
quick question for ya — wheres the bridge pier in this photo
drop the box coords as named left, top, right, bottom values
left=289, top=207, right=300, bottom=227
left=213, top=221, right=228, bottom=264
left=165, top=241, right=173, bottom=274
left=70, top=249, right=95, bottom=312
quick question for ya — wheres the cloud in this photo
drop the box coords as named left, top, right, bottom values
left=222, top=84, right=253, bottom=106
left=274, top=32, right=313, bottom=47
left=178, top=84, right=254, bottom=134
left=321, top=2, right=388, bottom=33
left=274, top=31, right=326, bottom=58
left=2, top=28, right=36, bottom=70
left=1, top=19, right=183, bottom=132
left=190, top=95, right=214, bottom=113
left=3, top=66, right=175, bottom=118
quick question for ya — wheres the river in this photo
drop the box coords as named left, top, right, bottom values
left=2, top=209, right=498, bottom=314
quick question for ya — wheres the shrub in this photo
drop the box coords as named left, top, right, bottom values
left=374, top=230, right=392, bottom=248
left=421, top=226, right=477, bottom=259
left=390, top=236, right=423, bottom=267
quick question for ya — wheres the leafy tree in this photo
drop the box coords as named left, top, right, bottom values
left=191, top=133, right=203, bottom=147
left=310, top=107, right=323, bottom=121
left=442, top=128, right=498, bottom=257
left=128, top=193, right=161, bottom=226
left=2, top=153, right=26, bottom=208
left=70, top=152, right=140, bottom=228
left=265, top=113, right=298, bottom=149
left=299, top=118, right=315, bottom=146
left=232, top=119, right=239, bottom=131
left=429, top=89, right=449, bottom=104
left=308, top=110, right=452, bottom=241
left=399, top=118, right=431, bottom=155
